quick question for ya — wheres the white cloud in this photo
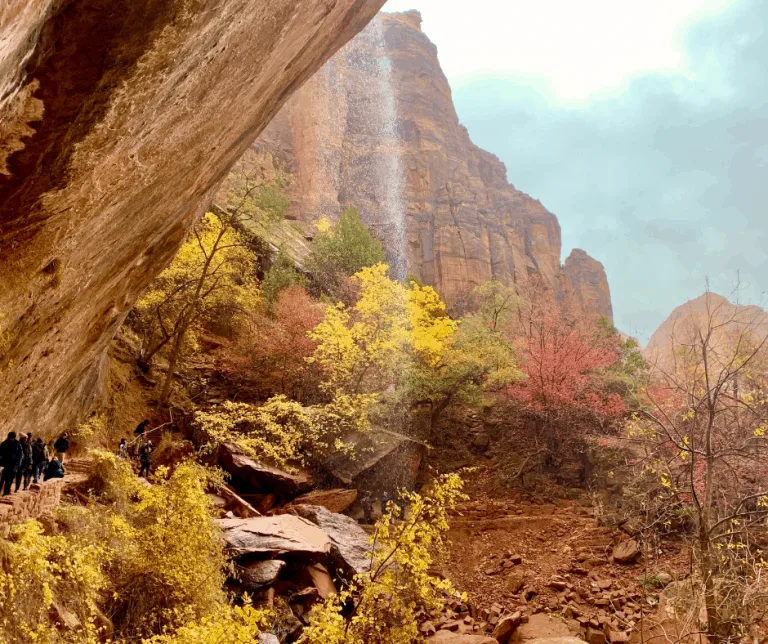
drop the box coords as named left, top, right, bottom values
left=383, top=0, right=735, bottom=103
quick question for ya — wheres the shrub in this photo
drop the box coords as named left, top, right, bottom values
left=57, top=453, right=228, bottom=640
left=0, top=521, right=107, bottom=643
left=193, top=394, right=370, bottom=469
left=261, top=249, right=308, bottom=307
left=218, top=286, right=324, bottom=400
left=307, top=208, right=385, bottom=298
left=300, top=473, right=467, bottom=644
left=143, top=603, right=268, bottom=643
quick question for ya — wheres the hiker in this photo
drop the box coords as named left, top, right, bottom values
left=53, top=432, right=70, bottom=463
left=44, top=457, right=65, bottom=481
left=139, top=442, right=154, bottom=478
left=16, top=434, right=33, bottom=491
left=134, top=419, right=150, bottom=436
left=118, top=438, right=128, bottom=459
left=396, top=491, right=408, bottom=519
left=0, top=432, right=24, bottom=496
left=32, top=437, right=47, bottom=484
left=380, top=489, right=391, bottom=514
left=360, top=490, right=374, bottom=525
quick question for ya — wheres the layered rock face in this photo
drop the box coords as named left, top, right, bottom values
left=0, top=0, right=385, bottom=434
left=560, top=249, right=613, bottom=322
left=645, top=293, right=768, bottom=366
left=253, top=10, right=613, bottom=318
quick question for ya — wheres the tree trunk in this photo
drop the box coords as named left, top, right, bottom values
left=159, top=323, right=187, bottom=405
left=138, top=335, right=171, bottom=372
left=699, top=523, right=723, bottom=644
left=429, top=392, right=454, bottom=437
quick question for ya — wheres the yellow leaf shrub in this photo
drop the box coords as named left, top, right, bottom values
left=144, top=604, right=268, bottom=644
left=300, top=473, right=467, bottom=644
left=309, top=263, right=457, bottom=396
left=56, top=452, right=230, bottom=640
left=0, top=521, right=107, bottom=644
left=193, top=394, right=373, bottom=469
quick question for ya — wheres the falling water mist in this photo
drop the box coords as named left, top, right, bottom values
left=338, top=14, right=407, bottom=281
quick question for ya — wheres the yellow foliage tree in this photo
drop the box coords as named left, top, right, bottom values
left=309, top=263, right=458, bottom=397
left=300, top=473, right=467, bottom=644
left=310, top=268, right=519, bottom=433
left=134, top=210, right=260, bottom=404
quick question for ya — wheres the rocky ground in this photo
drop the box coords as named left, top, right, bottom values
left=198, top=440, right=692, bottom=644
left=422, top=488, right=691, bottom=644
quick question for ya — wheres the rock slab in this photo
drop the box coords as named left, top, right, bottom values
left=219, top=444, right=313, bottom=498
left=293, top=488, right=358, bottom=513
left=427, top=634, right=498, bottom=643
left=292, top=504, right=372, bottom=577
left=218, top=515, right=330, bottom=558
left=612, top=539, right=641, bottom=564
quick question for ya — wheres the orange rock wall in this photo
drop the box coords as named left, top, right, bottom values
left=0, top=0, right=385, bottom=435
left=253, top=11, right=613, bottom=319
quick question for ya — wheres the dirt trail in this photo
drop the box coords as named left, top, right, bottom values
left=440, top=490, right=688, bottom=640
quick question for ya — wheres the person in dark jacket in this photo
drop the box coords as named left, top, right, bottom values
left=31, top=438, right=47, bottom=484
left=53, top=432, right=70, bottom=463
left=0, top=432, right=24, bottom=496
left=15, top=434, right=33, bottom=491
left=43, top=458, right=65, bottom=481
left=138, top=442, right=154, bottom=478
left=360, top=490, right=374, bottom=525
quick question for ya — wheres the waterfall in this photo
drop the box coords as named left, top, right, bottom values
left=338, top=14, right=408, bottom=281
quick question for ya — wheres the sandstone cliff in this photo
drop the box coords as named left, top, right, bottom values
left=645, top=292, right=768, bottom=367
left=0, top=0, right=385, bottom=435
left=560, top=249, right=614, bottom=323
left=252, top=10, right=613, bottom=319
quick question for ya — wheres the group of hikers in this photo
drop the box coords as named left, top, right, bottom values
left=0, top=431, right=70, bottom=496
left=117, top=419, right=156, bottom=478
left=359, top=488, right=409, bottom=524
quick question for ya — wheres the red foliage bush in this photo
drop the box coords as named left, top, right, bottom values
left=218, top=286, right=324, bottom=401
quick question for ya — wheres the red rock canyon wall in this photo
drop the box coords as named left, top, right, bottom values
left=0, top=0, right=385, bottom=434
left=253, top=10, right=613, bottom=320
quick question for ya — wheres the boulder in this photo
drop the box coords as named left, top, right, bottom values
left=323, top=429, right=423, bottom=490
left=472, top=433, right=491, bottom=450
left=218, top=516, right=330, bottom=558
left=585, top=628, right=606, bottom=644
left=427, top=634, right=497, bottom=643
left=292, top=504, right=372, bottom=577
left=259, top=635, right=280, bottom=644
left=506, top=570, right=526, bottom=593
left=293, top=488, right=358, bottom=513
left=50, top=599, right=81, bottom=631
left=492, top=611, right=521, bottom=644
left=237, top=559, right=286, bottom=590
left=307, top=563, right=337, bottom=598
left=219, top=444, right=313, bottom=498
left=656, top=572, right=673, bottom=587
left=207, top=493, right=228, bottom=510
left=612, top=539, right=641, bottom=564
left=525, top=639, right=587, bottom=644
left=516, top=614, right=573, bottom=641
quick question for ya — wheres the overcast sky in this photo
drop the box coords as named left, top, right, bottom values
left=383, top=0, right=767, bottom=342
